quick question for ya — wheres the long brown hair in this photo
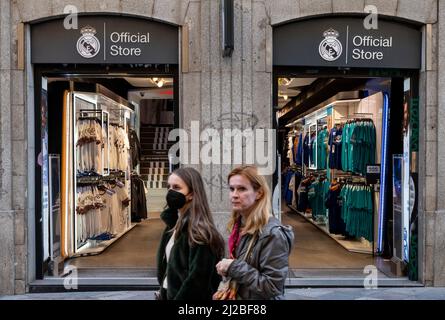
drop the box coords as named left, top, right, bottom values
left=227, top=165, right=272, bottom=235
left=171, top=167, right=225, bottom=259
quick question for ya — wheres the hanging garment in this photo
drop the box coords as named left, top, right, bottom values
left=129, top=129, right=142, bottom=169
left=328, top=126, right=343, bottom=170
left=76, top=119, right=104, bottom=174
left=131, top=176, right=148, bottom=222
left=349, top=120, right=376, bottom=175
left=307, top=178, right=329, bottom=221
left=292, top=172, right=303, bottom=208
left=303, top=133, right=311, bottom=167
left=295, top=133, right=303, bottom=166
left=297, top=177, right=312, bottom=213
left=340, top=184, right=374, bottom=241
left=325, top=183, right=346, bottom=235
left=341, top=120, right=376, bottom=175
left=283, top=170, right=295, bottom=205
left=316, top=128, right=329, bottom=169
left=287, top=136, right=295, bottom=166
left=309, top=133, right=316, bottom=167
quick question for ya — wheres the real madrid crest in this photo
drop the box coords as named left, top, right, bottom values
left=77, top=26, right=100, bottom=59
left=319, top=28, right=342, bottom=62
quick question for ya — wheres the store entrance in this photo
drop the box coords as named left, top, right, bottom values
left=274, top=68, right=418, bottom=280
left=34, top=64, right=178, bottom=281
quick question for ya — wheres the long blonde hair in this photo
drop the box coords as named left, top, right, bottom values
left=171, top=167, right=225, bottom=259
left=227, top=165, right=272, bottom=235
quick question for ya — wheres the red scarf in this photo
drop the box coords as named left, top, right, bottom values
left=228, top=217, right=242, bottom=259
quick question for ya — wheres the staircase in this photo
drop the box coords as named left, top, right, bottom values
left=139, top=125, right=174, bottom=213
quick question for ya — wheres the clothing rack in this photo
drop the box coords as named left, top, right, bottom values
left=77, top=172, right=125, bottom=185
left=110, top=122, right=124, bottom=128
left=347, top=113, right=374, bottom=120
left=77, top=109, right=104, bottom=118
left=77, top=116, right=102, bottom=122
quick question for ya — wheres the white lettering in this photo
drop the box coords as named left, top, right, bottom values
left=352, top=48, right=384, bottom=60
left=167, top=121, right=276, bottom=175
left=109, top=32, right=150, bottom=43
left=352, top=48, right=361, bottom=60
left=110, top=32, right=120, bottom=43
left=353, top=35, right=362, bottom=46
left=364, top=5, right=379, bottom=30
left=110, top=45, right=142, bottom=56
left=63, top=5, right=78, bottom=30
left=364, top=265, right=379, bottom=289
left=178, top=304, right=213, bottom=317
left=352, top=35, right=392, bottom=48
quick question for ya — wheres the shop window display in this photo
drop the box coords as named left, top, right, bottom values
left=282, top=91, right=384, bottom=254
left=60, top=91, right=138, bottom=258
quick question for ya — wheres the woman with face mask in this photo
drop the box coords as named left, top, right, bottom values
left=215, top=165, right=294, bottom=300
left=156, top=167, right=225, bottom=300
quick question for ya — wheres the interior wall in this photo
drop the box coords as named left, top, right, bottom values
left=356, top=92, right=384, bottom=164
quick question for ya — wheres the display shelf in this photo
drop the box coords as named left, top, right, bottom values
left=288, top=205, right=373, bottom=255
left=72, top=223, right=137, bottom=257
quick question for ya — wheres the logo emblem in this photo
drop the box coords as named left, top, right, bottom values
left=77, top=26, right=100, bottom=59
left=319, top=28, right=342, bottom=62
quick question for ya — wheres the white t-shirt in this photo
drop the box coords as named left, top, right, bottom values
left=162, top=231, right=176, bottom=289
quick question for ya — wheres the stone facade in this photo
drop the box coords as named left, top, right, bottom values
left=0, top=0, right=442, bottom=294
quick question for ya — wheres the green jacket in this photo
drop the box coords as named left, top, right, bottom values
left=156, top=207, right=222, bottom=300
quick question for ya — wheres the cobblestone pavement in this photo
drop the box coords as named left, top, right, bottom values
left=1, top=288, right=445, bottom=300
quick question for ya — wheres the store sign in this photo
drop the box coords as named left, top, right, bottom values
left=31, top=16, right=178, bottom=64
left=366, top=164, right=381, bottom=185
left=274, top=17, right=421, bottom=69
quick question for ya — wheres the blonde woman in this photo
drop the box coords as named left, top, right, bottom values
left=216, top=165, right=294, bottom=300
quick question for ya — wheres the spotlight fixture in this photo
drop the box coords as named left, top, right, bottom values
left=151, top=77, right=165, bottom=88
left=278, top=78, right=291, bottom=86
left=156, top=79, right=165, bottom=88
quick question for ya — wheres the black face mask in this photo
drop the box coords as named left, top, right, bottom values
left=166, top=189, right=189, bottom=210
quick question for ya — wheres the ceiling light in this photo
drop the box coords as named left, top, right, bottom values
left=156, top=79, right=165, bottom=88
left=279, top=78, right=291, bottom=86
left=283, top=95, right=288, bottom=101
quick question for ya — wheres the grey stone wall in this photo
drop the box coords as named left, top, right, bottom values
left=435, top=0, right=445, bottom=286
left=1, top=0, right=27, bottom=295
left=0, top=0, right=443, bottom=294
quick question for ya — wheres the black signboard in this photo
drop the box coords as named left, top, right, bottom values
left=274, top=17, right=421, bottom=69
left=31, top=16, right=178, bottom=64
left=366, top=164, right=381, bottom=185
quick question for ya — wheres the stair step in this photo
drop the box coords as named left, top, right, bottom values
left=139, top=132, right=171, bottom=138
left=145, top=181, right=168, bottom=189
left=140, top=174, right=169, bottom=181
left=140, top=159, right=169, bottom=164
left=139, top=160, right=169, bottom=167
left=141, top=143, right=172, bottom=149
left=139, top=173, right=169, bottom=180
left=140, top=124, right=174, bottom=128
left=139, top=137, right=170, bottom=143
left=138, top=167, right=169, bottom=174
left=140, top=128, right=172, bottom=134
left=142, top=152, right=169, bottom=157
